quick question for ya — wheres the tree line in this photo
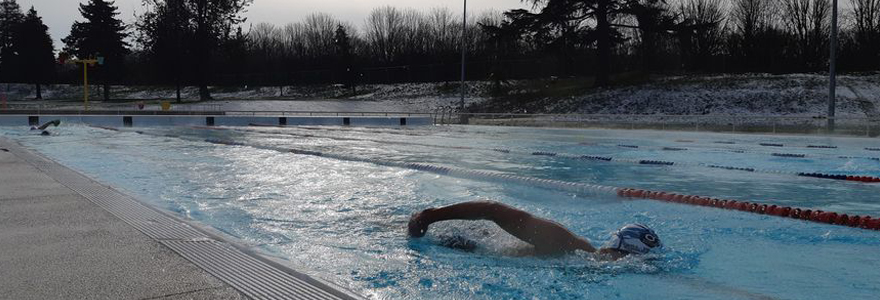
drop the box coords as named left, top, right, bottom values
left=0, top=0, right=879, bottom=101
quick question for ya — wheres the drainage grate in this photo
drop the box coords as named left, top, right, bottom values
left=1, top=138, right=360, bottom=300
left=162, top=240, right=345, bottom=300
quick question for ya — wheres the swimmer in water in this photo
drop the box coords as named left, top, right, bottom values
left=408, top=201, right=661, bottom=260
left=30, top=119, right=61, bottom=136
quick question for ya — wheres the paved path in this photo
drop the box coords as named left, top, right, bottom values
left=0, top=138, right=247, bottom=300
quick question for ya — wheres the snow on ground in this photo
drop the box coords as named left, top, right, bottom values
left=1, top=82, right=488, bottom=113
left=551, top=73, right=880, bottom=117
left=2, top=74, right=878, bottom=117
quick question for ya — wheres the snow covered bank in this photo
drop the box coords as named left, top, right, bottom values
left=549, top=74, right=880, bottom=117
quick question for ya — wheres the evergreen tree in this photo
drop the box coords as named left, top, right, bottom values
left=0, top=0, right=23, bottom=81
left=63, top=0, right=129, bottom=101
left=137, top=0, right=192, bottom=102
left=334, top=24, right=355, bottom=92
left=139, top=0, right=252, bottom=100
left=12, top=7, right=54, bottom=99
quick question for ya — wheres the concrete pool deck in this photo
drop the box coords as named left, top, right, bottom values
left=0, top=137, right=361, bottom=300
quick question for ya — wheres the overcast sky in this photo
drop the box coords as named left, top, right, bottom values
left=17, top=0, right=530, bottom=50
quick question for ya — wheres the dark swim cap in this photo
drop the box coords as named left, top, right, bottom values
left=603, top=224, right=662, bottom=255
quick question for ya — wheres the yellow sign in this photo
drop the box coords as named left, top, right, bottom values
left=161, top=101, right=171, bottom=111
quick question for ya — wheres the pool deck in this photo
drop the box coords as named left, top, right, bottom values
left=0, top=137, right=360, bottom=300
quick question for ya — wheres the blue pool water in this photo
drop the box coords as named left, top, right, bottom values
left=3, top=124, right=880, bottom=299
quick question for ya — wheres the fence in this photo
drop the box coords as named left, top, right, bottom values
left=434, top=111, right=880, bottom=137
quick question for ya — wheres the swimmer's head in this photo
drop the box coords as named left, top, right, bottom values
left=602, top=223, right=662, bottom=255
left=30, top=126, right=38, bottom=131
left=40, top=130, right=50, bottom=136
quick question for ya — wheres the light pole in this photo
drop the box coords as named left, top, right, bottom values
left=460, top=0, right=467, bottom=112
left=829, top=0, right=838, bottom=132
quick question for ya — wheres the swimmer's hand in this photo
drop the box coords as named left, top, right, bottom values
left=408, top=208, right=434, bottom=238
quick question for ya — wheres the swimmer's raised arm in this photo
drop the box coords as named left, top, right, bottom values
left=408, top=200, right=597, bottom=255
left=36, top=120, right=61, bottom=131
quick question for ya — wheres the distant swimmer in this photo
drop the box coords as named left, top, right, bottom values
left=30, top=119, right=61, bottom=136
left=408, top=201, right=662, bottom=260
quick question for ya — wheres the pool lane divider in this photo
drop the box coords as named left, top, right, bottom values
left=617, top=188, right=880, bottom=231
left=90, top=125, right=880, bottom=232
left=189, top=125, right=880, bottom=185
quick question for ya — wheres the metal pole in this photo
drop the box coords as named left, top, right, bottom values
left=829, top=0, right=838, bottom=132
left=459, top=0, right=467, bottom=111
left=84, top=63, right=89, bottom=111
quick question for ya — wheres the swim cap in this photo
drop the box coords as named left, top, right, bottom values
left=30, top=126, right=38, bottom=130
left=603, top=224, right=662, bottom=255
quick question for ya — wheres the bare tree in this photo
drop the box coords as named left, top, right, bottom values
left=677, top=0, right=727, bottom=70
left=849, top=0, right=880, bottom=68
left=302, top=13, right=338, bottom=61
left=780, top=0, right=831, bottom=70
left=365, top=6, right=404, bottom=64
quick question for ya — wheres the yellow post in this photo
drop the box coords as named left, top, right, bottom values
left=71, top=59, right=98, bottom=111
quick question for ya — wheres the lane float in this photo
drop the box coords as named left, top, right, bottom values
left=617, top=188, right=880, bottom=231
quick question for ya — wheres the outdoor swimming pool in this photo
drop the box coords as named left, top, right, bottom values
left=3, top=124, right=879, bottom=299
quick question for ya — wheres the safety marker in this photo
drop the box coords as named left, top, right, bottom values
left=714, top=141, right=736, bottom=144
left=675, top=140, right=695, bottom=143
left=662, top=147, right=688, bottom=151
left=807, top=145, right=838, bottom=149
left=90, top=125, right=880, bottom=232
left=760, top=143, right=784, bottom=147
left=867, top=148, right=880, bottom=152
left=190, top=126, right=880, bottom=185
left=618, top=145, right=639, bottom=149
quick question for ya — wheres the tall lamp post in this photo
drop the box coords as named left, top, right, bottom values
left=460, top=0, right=467, bottom=113
left=829, top=0, right=838, bottom=132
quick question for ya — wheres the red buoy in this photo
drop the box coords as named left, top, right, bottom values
left=836, top=214, right=850, bottom=225
left=804, top=210, right=815, bottom=220
left=725, top=201, right=739, bottom=209
left=702, top=198, right=714, bottom=206
left=677, top=195, right=689, bottom=203
left=859, top=216, right=871, bottom=228
left=848, top=216, right=861, bottom=227
left=868, top=218, right=880, bottom=230
left=757, top=204, right=768, bottom=214
left=825, top=212, right=839, bottom=224
left=778, top=207, right=792, bottom=217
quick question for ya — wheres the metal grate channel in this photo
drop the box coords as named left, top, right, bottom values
left=2, top=138, right=361, bottom=300
left=162, top=240, right=344, bottom=300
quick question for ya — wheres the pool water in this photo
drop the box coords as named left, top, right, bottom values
left=3, top=124, right=880, bottom=299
